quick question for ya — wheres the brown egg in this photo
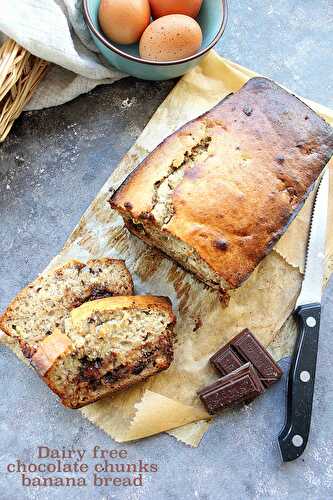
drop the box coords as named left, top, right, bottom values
left=99, top=0, right=151, bottom=45
left=139, top=14, right=202, bottom=62
left=149, top=0, right=203, bottom=19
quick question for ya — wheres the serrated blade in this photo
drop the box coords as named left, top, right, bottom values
left=296, top=168, right=330, bottom=308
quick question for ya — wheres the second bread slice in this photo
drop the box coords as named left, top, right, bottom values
left=32, top=296, right=176, bottom=408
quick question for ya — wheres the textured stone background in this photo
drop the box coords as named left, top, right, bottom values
left=0, top=1, right=333, bottom=499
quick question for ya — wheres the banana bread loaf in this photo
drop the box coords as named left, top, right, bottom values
left=110, top=77, right=333, bottom=292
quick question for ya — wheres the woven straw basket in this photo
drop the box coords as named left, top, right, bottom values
left=0, top=38, right=48, bottom=142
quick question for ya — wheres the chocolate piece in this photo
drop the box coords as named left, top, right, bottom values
left=210, top=329, right=283, bottom=387
left=198, top=363, right=264, bottom=414
left=212, top=346, right=243, bottom=375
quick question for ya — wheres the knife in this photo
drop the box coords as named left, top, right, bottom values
left=278, top=168, right=330, bottom=462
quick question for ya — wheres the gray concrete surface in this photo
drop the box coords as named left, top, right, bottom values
left=1, top=1, right=333, bottom=499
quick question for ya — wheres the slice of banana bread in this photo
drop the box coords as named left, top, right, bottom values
left=0, top=258, right=134, bottom=359
left=110, top=77, right=333, bottom=292
left=31, top=296, right=176, bottom=408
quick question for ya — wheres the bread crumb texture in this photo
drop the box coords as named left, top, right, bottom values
left=0, top=259, right=133, bottom=348
left=0, top=260, right=175, bottom=408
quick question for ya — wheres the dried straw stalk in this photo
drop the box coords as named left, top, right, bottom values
left=0, top=38, right=48, bottom=142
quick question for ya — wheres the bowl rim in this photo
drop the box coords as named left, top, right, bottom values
left=83, top=0, right=228, bottom=66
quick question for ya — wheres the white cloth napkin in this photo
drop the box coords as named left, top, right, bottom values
left=0, top=0, right=127, bottom=110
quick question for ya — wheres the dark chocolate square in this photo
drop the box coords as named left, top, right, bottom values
left=198, top=363, right=265, bottom=414
left=232, top=330, right=283, bottom=387
left=210, top=329, right=282, bottom=387
left=211, top=346, right=244, bottom=375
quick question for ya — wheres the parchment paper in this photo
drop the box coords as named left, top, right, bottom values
left=1, top=51, right=333, bottom=447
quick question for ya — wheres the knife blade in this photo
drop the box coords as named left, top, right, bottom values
left=278, top=168, right=330, bottom=462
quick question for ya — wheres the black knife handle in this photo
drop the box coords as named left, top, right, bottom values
left=278, top=303, right=321, bottom=462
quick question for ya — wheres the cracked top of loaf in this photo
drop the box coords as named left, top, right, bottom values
left=110, top=78, right=333, bottom=290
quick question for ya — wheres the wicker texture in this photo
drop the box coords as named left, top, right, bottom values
left=0, top=39, right=48, bottom=142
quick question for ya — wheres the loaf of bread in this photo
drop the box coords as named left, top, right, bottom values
left=110, top=78, right=333, bottom=292
left=0, top=260, right=175, bottom=408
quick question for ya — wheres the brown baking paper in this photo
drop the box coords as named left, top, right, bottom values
left=1, top=51, right=333, bottom=447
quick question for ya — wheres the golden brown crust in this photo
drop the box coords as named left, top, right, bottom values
left=111, top=77, right=333, bottom=289
left=31, top=329, right=74, bottom=376
left=70, top=295, right=175, bottom=326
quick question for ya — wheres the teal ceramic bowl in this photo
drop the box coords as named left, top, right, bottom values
left=83, top=0, right=228, bottom=81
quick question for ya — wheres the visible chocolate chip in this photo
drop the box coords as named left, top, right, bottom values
left=87, top=287, right=113, bottom=302
left=304, top=115, right=309, bottom=120
left=94, top=358, right=102, bottom=369
left=79, top=356, right=89, bottom=368
left=213, top=239, right=229, bottom=251
left=132, top=362, right=146, bottom=375
left=124, top=201, right=133, bottom=209
left=142, top=349, right=154, bottom=359
left=243, top=105, right=253, bottom=116
left=112, top=364, right=128, bottom=379
left=21, top=343, right=37, bottom=359
left=80, top=356, right=101, bottom=368
left=79, top=357, right=103, bottom=381
left=276, top=154, right=285, bottom=164
left=133, top=222, right=145, bottom=232
left=82, top=366, right=100, bottom=380
left=103, top=372, right=115, bottom=384
left=45, top=330, right=52, bottom=336
left=36, top=287, right=42, bottom=293
left=102, top=362, right=131, bottom=385
left=89, top=379, right=101, bottom=391
left=235, top=146, right=240, bottom=151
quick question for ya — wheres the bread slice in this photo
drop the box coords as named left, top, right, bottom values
left=0, top=258, right=134, bottom=359
left=110, top=77, right=333, bottom=293
left=31, top=296, right=175, bottom=408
